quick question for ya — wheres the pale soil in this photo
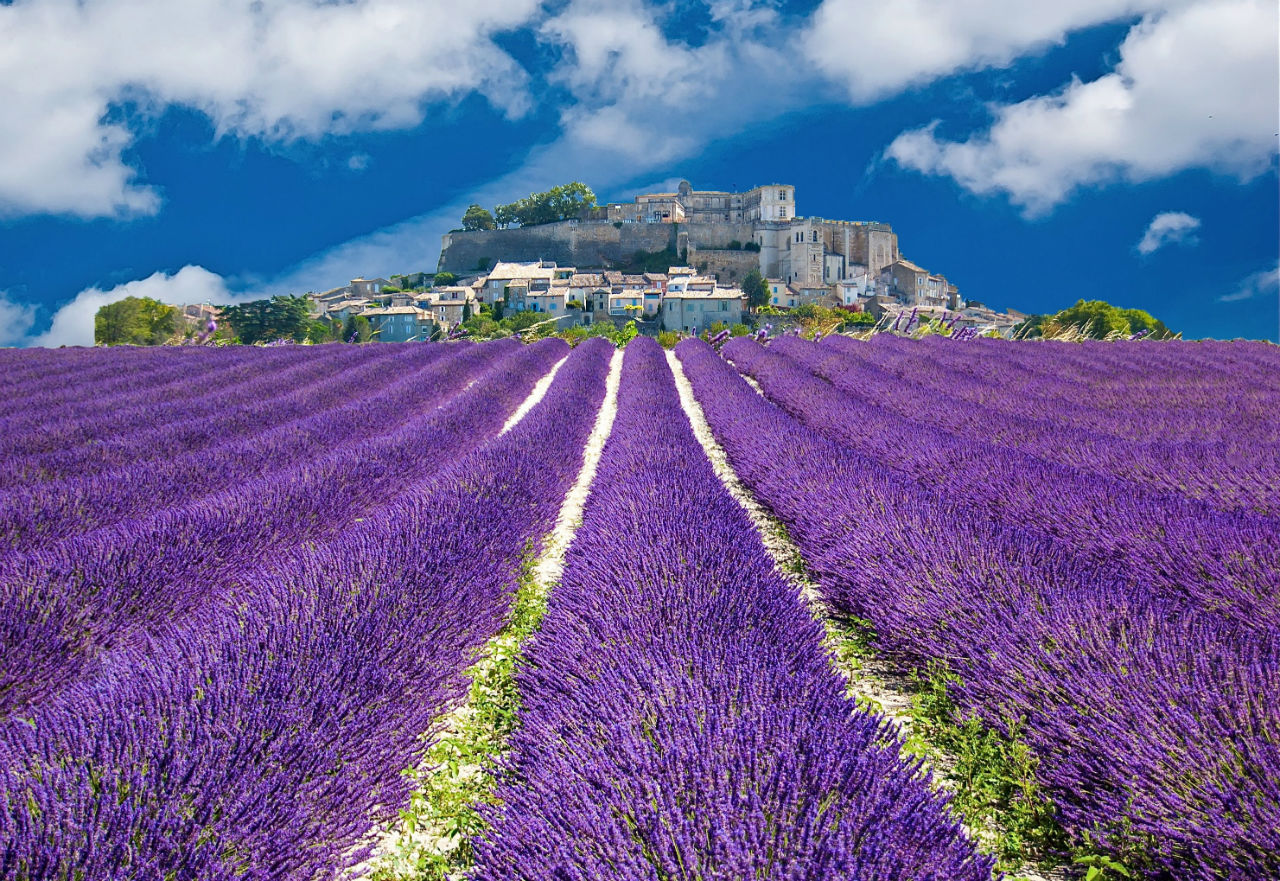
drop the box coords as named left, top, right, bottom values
left=665, top=351, right=1065, bottom=881
left=499, top=354, right=568, bottom=435
left=350, top=351, right=624, bottom=879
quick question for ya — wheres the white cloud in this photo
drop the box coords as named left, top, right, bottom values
left=884, top=0, right=1279, bottom=214
left=1137, top=211, right=1201, bottom=254
left=805, top=0, right=1161, bottom=102
left=29, top=266, right=235, bottom=348
left=0, top=294, right=39, bottom=347
left=0, top=0, right=541, bottom=218
left=542, top=0, right=808, bottom=168
left=347, top=153, right=372, bottom=173
left=1219, top=261, right=1279, bottom=302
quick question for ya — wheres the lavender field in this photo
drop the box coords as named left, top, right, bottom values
left=1, top=335, right=1276, bottom=881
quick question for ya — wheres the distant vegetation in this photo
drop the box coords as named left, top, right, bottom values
left=462, top=183, right=597, bottom=230
left=1015, top=299, right=1174, bottom=340
left=94, top=296, right=181, bottom=346
left=220, top=295, right=324, bottom=345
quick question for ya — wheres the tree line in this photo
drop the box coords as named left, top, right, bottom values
left=461, top=182, right=597, bottom=231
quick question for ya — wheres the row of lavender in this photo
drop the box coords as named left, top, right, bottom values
left=733, top=336, right=1280, bottom=630
left=1, top=339, right=612, bottom=878
left=812, top=334, right=1280, bottom=515
left=679, top=337, right=1278, bottom=879
left=0, top=340, right=551, bottom=713
left=472, top=339, right=995, bottom=879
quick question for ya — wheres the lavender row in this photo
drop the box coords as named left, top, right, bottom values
left=823, top=334, right=1280, bottom=446
left=0, top=341, right=496, bottom=551
left=781, top=336, right=1280, bottom=516
left=724, top=337, right=1280, bottom=629
left=0, top=345, right=302, bottom=427
left=828, top=334, right=1280, bottom=445
left=0, top=344, right=409, bottom=490
left=0, top=339, right=614, bottom=881
left=0, top=343, right=394, bottom=465
left=678, top=339, right=1280, bottom=879
left=474, top=338, right=994, bottom=881
left=0, top=340, right=562, bottom=717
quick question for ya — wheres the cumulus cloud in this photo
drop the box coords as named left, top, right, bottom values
left=543, top=0, right=805, bottom=164
left=884, top=0, right=1279, bottom=214
left=29, top=266, right=236, bottom=348
left=805, top=0, right=1159, bottom=102
left=0, top=0, right=541, bottom=218
left=1137, top=211, right=1201, bottom=254
left=1219, top=261, right=1280, bottom=303
left=0, top=294, right=39, bottom=347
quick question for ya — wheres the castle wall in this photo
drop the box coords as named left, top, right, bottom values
left=439, top=220, right=760, bottom=273
left=687, top=248, right=761, bottom=283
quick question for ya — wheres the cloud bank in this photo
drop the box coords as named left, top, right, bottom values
left=0, top=0, right=541, bottom=218
left=884, top=0, right=1278, bottom=214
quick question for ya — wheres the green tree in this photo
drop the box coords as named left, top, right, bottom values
left=494, top=204, right=517, bottom=229
left=742, top=269, right=769, bottom=310
left=432, top=272, right=457, bottom=288
left=462, top=303, right=473, bottom=322
left=94, top=296, right=180, bottom=346
left=220, top=295, right=313, bottom=344
left=461, top=204, right=497, bottom=231
left=1053, top=300, right=1130, bottom=339
left=306, top=319, right=340, bottom=344
left=494, top=182, right=597, bottom=228
left=1051, top=300, right=1174, bottom=340
left=342, top=313, right=373, bottom=343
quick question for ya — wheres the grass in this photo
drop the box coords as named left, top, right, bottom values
left=821, top=612, right=1142, bottom=880
left=371, top=544, right=547, bottom=881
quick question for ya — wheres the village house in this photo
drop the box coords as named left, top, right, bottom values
left=661, top=287, right=745, bottom=335
left=326, top=298, right=371, bottom=323
left=881, top=259, right=958, bottom=310
left=833, top=270, right=874, bottom=308
left=430, top=298, right=471, bottom=329
left=482, top=261, right=569, bottom=306
left=361, top=305, right=435, bottom=342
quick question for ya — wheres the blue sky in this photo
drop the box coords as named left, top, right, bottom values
left=1, top=0, right=1276, bottom=345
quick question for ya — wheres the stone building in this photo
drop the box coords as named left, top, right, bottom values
left=661, top=287, right=745, bottom=335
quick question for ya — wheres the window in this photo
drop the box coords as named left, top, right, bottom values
left=812, top=230, right=818, bottom=242
left=779, top=207, right=787, bottom=218
left=780, top=190, right=786, bottom=200
left=720, top=302, right=728, bottom=311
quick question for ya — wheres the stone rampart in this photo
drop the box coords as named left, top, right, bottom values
left=688, top=248, right=762, bottom=283
left=438, top=220, right=761, bottom=273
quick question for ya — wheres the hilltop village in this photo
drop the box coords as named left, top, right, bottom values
left=137, top=181, right=1023, bottom=345
left=304, top=181, right=1022, bottom=341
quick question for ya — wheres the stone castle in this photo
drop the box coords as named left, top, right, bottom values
left=437, top=180, right=902, bottom=289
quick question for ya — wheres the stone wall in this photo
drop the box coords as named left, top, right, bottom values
left=438, top=220, right=761, bottom=273
left=687, top=247, right=761, bottom=283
